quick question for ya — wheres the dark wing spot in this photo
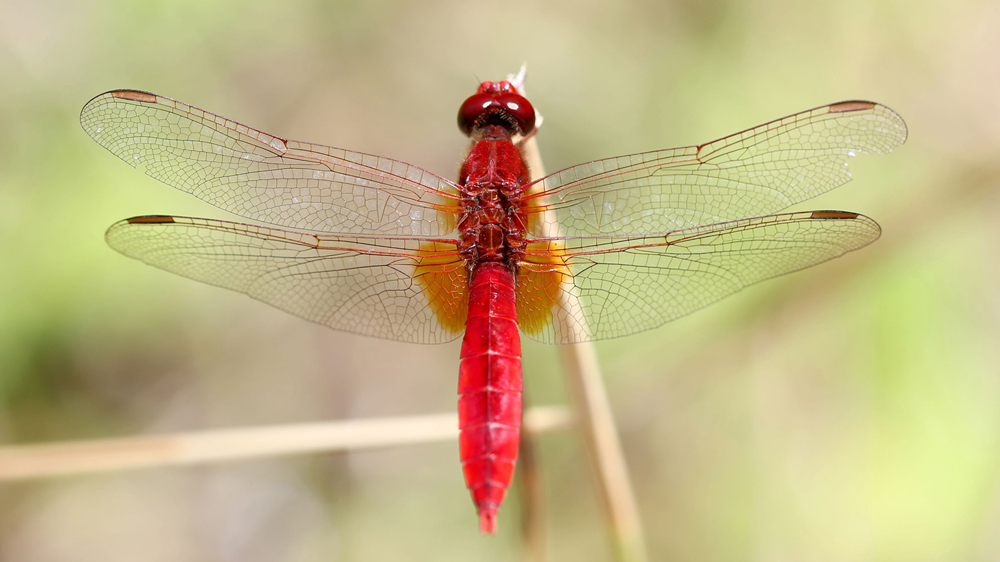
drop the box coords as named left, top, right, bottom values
left=126, top=215, right=175, bottom=224
left=111, top=90, right=158, bottom=103
left=828, top=101, right=876, bottom=113
left=810, top=211, right=859, bottom=220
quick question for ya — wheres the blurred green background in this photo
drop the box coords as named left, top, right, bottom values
left=1, top=0, right=998, bottom=560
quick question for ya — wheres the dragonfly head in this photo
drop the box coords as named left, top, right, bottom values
left=457, top=80, right=536, bottom=138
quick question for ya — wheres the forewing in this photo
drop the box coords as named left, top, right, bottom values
left=106, top=216, right=467, bottom=344
left=525, top=102, right=905, bottom=236
left=82, top=90, right=462, bottom=236
left=518, top=211, right=879, bottom=344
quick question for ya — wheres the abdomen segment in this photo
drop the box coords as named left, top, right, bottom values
left=458, top=261, right=522, bottom=534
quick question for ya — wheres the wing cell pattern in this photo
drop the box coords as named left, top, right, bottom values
left=82, top=90, right=462, bottom=236
left=526, top=102, right=905, bottom=236
left=106, top=216, right=465, bottom=343
left=520, top=211, right=880, bottom=344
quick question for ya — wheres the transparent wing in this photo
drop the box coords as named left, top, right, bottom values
left=524, top=101, right=906, bottom=236
left=82, top=90, right=462, bottom=236
left=106, top=216, right=467, bottom=344
left=516, top=211, right=879, bottom=344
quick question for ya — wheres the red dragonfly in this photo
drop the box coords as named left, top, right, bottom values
left=81, top=77, right=906, bottom=533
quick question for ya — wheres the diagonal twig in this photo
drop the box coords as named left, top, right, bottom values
left=517, top=66, right=648, bottom=562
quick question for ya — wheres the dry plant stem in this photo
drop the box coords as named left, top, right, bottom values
left=521, top=133, right=649, bottom=562
left=557, top=344, right=647, bottom=562
left=0, top=406, right=573, bottom=481
left=518, top=398, right=548, bottom=562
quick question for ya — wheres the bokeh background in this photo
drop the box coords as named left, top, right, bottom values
left=1, top=0, right=999, bottom=560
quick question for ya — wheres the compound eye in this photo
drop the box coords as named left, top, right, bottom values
left=457, top=93, right=495, bottom=135
left=495, top=93, right=535, bottom=135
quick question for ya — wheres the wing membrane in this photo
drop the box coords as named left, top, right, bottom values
left=106, top=216, right=466, bottom=343
left=518, top=211, right=880, bottom=344
left=525, top=101, right=905, bottom=236
left=82, top=90, right=462, bottom=236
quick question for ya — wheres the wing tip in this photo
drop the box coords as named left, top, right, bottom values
left=105, top=216, right=177, bottom=246
left=80, top=89, right=160, bottom=134
left=82, top=89, right=158, bottom=112
left=809, top=210, right=882, bottom=242
left=827, top=99, right=909, bottom=146
left=106, top=215, right=176, bottom=237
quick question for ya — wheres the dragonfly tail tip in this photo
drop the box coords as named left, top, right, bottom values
left=478, top=508, right=498, bottom=534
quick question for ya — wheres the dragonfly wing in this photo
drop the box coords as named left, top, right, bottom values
left=525, top=101, right=905, bottom=236
left=82, top=90, right=462, bottom=236
left=106, top=216, right=467, bottom=344
left=517, top=211, right=879, bottom=344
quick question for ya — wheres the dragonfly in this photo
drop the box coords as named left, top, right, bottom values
left=81, top=75, right=906, bottom=533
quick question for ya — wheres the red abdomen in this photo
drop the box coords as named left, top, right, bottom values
left=458, top=261, right=522, bottom=534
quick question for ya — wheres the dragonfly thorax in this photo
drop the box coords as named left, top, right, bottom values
left=457, top=138, right=530, bottom=269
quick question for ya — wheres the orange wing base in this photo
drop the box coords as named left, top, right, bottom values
left=516, top=241, right=570, bottom=336
left=414, top=242, right=469, bottom=334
